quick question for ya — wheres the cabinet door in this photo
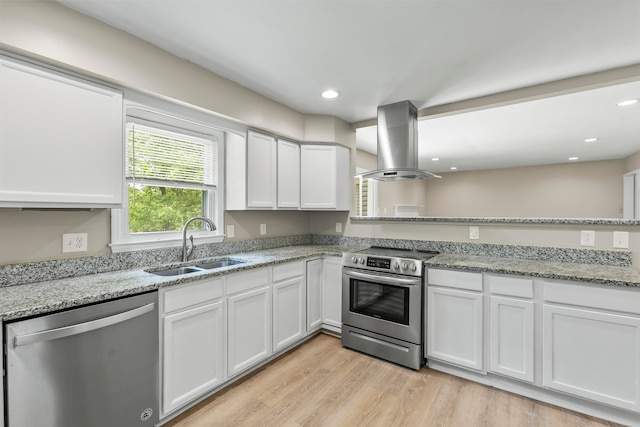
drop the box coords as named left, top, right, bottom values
left=162, top=300, right=224, bottom=415
left=300, top=145, right=337, bottom=209
left=490, top=296, right=534, bottom=382
left=543, top=304, right=640, bottom=411
left=306, top=259, right=323, bottom=331
left=273, top=276, right=305, bottom=351
left=277, top=139, right=300, bottom=208
left=0, top=58, right=123, bottom=208
left=322, top=257, right=342, bottom=330
left=427, top=286, right=483, bottom=371
left=228, top=286, right=272, bottom=377
left=246, top=131, right=276, bottom=208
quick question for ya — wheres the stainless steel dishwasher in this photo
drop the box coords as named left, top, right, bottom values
left=4, top=291, right=159, bottom=427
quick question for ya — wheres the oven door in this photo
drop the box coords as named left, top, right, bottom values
left=342, top=267, right=422, bottom=344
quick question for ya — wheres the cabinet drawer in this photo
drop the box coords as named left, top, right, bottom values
left=488, top=275, right=533, bottom=298
left=273, top=261, right=304, bottom=282
left=428, top=269, right=483, bottom=291
left=226, top=267, right=270, bottom=295
left=163, top=278, right=223, bottom=314
left=543, top=281, right=640, bottom=315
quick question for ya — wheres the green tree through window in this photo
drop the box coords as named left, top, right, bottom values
left=126, top=123, right=216, bottom=233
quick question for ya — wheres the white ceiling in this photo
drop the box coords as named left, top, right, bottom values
left=58, top=0, right=640, bottom=172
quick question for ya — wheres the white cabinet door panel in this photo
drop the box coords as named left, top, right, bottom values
left=427, top=286, right=483, bottom=371
left=228, top=286, right=272, bottom=377
left=322, top=257, right=342, bottom=329
left=543, top=304, right=640, bottom=411
left=306, top=259, right=323, bottom=331
left=0, top=58, right=123, bottom=207
left=277, top=139, right=300, bottom=208
left=162, top=300, right=224, bottom=415
left=490, top=296, right=534, bottom=382
left=300, top=144, right=349, bottom=210
left=273, top=276, right=305, bottom=351
left=246, top=131, right=276, bottom=208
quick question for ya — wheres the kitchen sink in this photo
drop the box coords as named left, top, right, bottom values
left=148, top=266, right=204, bottom=276
left=196, top=258, right=246, bottom=270
left=147, top=258, right=247, bottom=276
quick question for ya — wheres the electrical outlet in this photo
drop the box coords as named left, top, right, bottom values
left=469, top=226, right=479, bottom=240
left=613, top=231, right=629, bottom=248
left=62, top=233, right=88, bottom=253
left=580, top=230, right=595, bottom=247
left=336, top=222, right=342, bottom=233
left=226, top=225, right=235, bottom=239
left=260, top=224, right=266, bottom=235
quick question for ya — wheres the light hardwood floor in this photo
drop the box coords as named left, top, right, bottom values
left=164, top=334, right=625, bottom=427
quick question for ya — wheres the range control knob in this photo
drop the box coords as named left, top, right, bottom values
left=351, top=256, right=358, bottom=264
left=393, top=261, right=400, bottom=269
left=410, top=264, right=417, bottom=272
left=402, top=263, right=408, bottom=270
left=359, top=257, right=365, bottom=264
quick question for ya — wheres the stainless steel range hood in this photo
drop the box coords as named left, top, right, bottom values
left=358, top=101, right=441, bottom=181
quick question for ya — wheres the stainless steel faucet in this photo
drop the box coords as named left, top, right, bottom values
left=181, top=216, right=216, bottom=262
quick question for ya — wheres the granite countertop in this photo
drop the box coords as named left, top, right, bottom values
left=0, top=245, right=352, bottom=322
left=426, top=253, right=640, bottom=288
left=2, top=245, right=640, bottom=322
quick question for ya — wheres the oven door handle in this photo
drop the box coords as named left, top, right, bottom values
left=343, top=269, right=421, bottom=286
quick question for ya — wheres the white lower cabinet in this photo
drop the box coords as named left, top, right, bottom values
left=488, top=275, right=534, bottom=383
left=427, top=272, right=640, bottom=424
left=227, top=285, right=272, bottom=377
left=427, top=269, right=483, bottom=371
left=490, top=296, right=534, bottom=382
left=306, top=257, right=342, bottom=333
left=322, top=257, right=342, bottom=330
left=272, top=261, right=306, bottom=351
left=306, top=259, right=323, bottom=331
left=427, top=286, right=483, bottom=370
left=161, top=279, right=225, bottom=416
left=542, top=281, right=640, bottom=412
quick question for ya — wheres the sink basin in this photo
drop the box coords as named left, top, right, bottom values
left=148, top=266, right=204, bottom=276
left=147, top=258, right=246, bottom=277
left=196, top=258, right=246, bottom=270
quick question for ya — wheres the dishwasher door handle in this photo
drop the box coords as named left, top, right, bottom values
left=13, top=302, right=155, bottom=347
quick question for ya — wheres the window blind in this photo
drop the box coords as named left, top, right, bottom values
left=126, top=122, right=217, bottom=186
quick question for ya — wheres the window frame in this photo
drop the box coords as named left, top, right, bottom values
left=111, top=93, right=240, bottom=253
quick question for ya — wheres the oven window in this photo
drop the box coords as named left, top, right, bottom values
left=349, top=279, right=410, bottom=325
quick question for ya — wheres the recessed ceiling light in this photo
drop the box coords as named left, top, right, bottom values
left=616, top=99, right=638, bottom=107
left=568, top=157, right=579, bottom=161
left=450, top=166, right=457, bottom=170
left=321, top=89, right=340, bottom=99
left=431, top=157, right=440, bottom=161
left=584, top=138, right=598, bottom=143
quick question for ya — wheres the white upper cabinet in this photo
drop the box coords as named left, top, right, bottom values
left=227, top=136, right=349, bottom=211
left=277, top=139, right=300, bottom=208
left=246, top=131, right=277, bottom=208
left=0, top=57, right=123, bottom=208
left=300, top=144, right=350, bottom=210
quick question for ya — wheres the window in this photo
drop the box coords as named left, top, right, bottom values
left=355, top=168, right=378, bottom=217
left=111, top=99, right=227, bottom=252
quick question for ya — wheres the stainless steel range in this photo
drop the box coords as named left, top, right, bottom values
left=341, top=247, right=438, bottom=370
